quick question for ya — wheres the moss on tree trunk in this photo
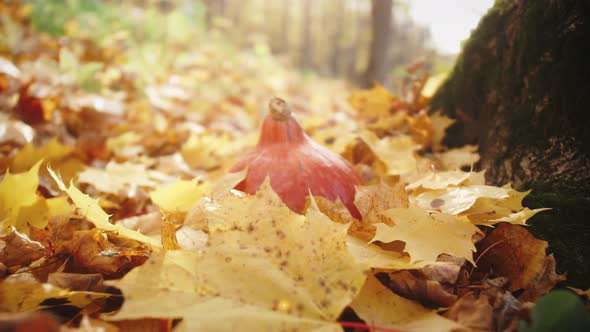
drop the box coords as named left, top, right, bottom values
left=430, top=0, right=590, bottom=287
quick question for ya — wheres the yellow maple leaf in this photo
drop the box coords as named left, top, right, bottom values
left=181, top=133, right=235, bottom=171
left=107, top=181, right=367, bottom=330
left=373, top=207, right=482, bottom=264
left=0, top=161, right=41, bottom=231
left=350, top=274, right=463, bottom=332
left=463, top=186, right=549, bottom=225
left=348, top=83, right=397, bottom=118
left=11, top=137, right=73, bottom=172
left=150, top=178, right=211, bottom=213
left=78, top=161, right=167, bottom=194
left=406, top=170, right=484, bottom=191
left=0, top=277, right=109, bottom=313
left=47, top=167, right=160, bottom=247
left=360, top=131, right=420, bottom=176
left=413, top=185, right=510, bottom=215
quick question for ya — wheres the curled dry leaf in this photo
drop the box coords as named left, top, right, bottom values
left=0, top=227, right=46, bottom=267
left=378, top=270, right=458, bottom=307
left=475, top=223, right=563, bottom=292
left=65, top=229, right=150, bottom=277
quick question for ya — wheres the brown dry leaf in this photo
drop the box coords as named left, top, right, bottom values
left=379, top=270, right=458, bottom=307
left=55, top=228, right=151, bottom=277
left=517, top=254, right=566, bottom=302
left=407, top=112, right=434, bottom=147
left=47, top=272, right=105, bottom=292
left=444, top=292, right=495, bottom=332
left=106, top=182, right=366, bottom=331
left=374, top=207, right=481, bottom=264
left=475, top=223, right=561, bottom=292
left=0, top=227, right=46, bottom=267
left=350, top=274, right=463, bottom=332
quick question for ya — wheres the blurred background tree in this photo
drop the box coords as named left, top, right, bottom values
left=14, top=0, right=484, bottom=90
left=201, top=0, right=454, bottom=89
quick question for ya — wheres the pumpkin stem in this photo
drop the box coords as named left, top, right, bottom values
left=269, top=97, right=292, bottom=121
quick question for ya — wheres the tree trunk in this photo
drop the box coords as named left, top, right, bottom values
left=430, top=0, right=590, bottom=288
left=300, top=0, right=313, bottom=70
left=279, top=0, right=290, bottom=53
left=361, top=0, right=392, bottom=87
left=330, top=0, right=345, bottom=76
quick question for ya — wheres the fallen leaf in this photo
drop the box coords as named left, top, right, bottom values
left=78, top=161, right=168, bottom=194
left=378, top=270, right=458, bottom=307
left=348, top=84, right=397, bottom=118
left=350, top=274, right=462, bottom=332
left=0, top=227, right=46, bottom=267
left=106, top=182, right=367, bottom=331
left=413, top=185, right=509, bottom=215
left=406, top=170, right=482, bottom=191
left=444, top=292, right=494, bottom=331
left=0, top=275, right=110, bottom=313
left=11, top=138, right=73, bottom=173
left=475, top=223, right=555, bottom=291
left=150, top=178, right=211, bottom=213
left=48, top=167, right=160, bottom=246
left=373, top=207, right=481, bottom=263
left=0, top=161, right=42, bottom=231
left=360, top=131, right=420, bottom=176
left=518, top=255, right=566, bottom=302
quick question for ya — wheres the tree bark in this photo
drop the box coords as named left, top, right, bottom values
left=361, top=0, right=393, bottom=87
left=430, top=0, right=590, bottom=287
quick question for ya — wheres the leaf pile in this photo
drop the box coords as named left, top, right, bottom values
left=0, top=3, right=584, bottom=332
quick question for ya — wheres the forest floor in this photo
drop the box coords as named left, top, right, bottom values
left=1, top=3, right=589, bottom=332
